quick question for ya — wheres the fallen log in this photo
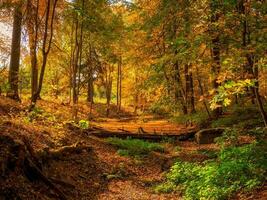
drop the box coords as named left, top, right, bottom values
left=86, top=129, right=198, bottom=141
left=138, top=127, right=147, bottom=134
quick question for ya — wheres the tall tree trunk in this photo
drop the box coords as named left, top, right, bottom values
left=26, top=0, right=39, bottom=100
left=119, top=56, right=122, bottom=110
left=174, top=61, right=187, bottom=114
left=117, top=62, right=120, bottom=112
left=87, top=43, right=94, bottom=103
left=239, top=0, right=255, bottom=104
left=77, top=0, right=84, bottom=98
left=189, top=70, right=195, bottom=113
left=87, top=65, right=94, bottom=103
left=210, top=0, right=222, bottom=118
left=106, top=66, right=112, bottom=117
left=31, top=0, right=58, bottom=107
left=134, top=72, right=138, bottom=114
left=7, top=5, right=22, bottom=101
left=184, top=65, right=195, bottom=114
left=72, top=16, right=80, bottom=121
left=238, top=0, right=267, bottom=127
left=71, top=0, right=84, bottom=120
left=196, top=67, right=211, bottom=119
left=254, top=65, right=267, bottom=127
left=117, top=56, right=122, bottom=112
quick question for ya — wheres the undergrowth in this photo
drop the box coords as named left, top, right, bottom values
left=171, top=105, right=266, bottom=129
left=106, top=137, right=164, bottom=157
left=26, top=106, right=56, bottom=123
left=155, top=129, right=267, bottom=200
left=211, top=105, right=265, bottom=129
left=171, top=112, right=210, bottom=128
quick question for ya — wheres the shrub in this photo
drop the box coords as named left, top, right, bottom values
left=149, top=96, right=179, bottom=115
left=27, top=107, right=44, bottom=122
left=106, top=137, right=164, bottom=156
left=79, top=119, right=89, bottom=129
left=155, top=141, right=266, bottom=200
left=197, top=149, right=218, bottom=159
left=171, top=112, right=210, bottom=128
left=215, top=128, right=240, bottom=146
left=211, top=105, right=265, bottom=129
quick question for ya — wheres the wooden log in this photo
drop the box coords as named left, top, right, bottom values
left=87, top=129, right=198, bottom=141
left=138, top=127, right=147, bottom=134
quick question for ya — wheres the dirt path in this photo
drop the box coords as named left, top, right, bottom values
left=61, top=133, right=182, bottom=200
left=93, top=115, right=193, bottom=134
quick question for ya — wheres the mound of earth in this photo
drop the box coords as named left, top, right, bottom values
left=0, top=122, right=105, bottom=200
left=0, top=97, right=23, bottom=117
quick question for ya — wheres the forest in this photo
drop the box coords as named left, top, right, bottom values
left=0, top=0, right=266, bottom=199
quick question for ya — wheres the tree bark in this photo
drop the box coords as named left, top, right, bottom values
left=238, top=0, right=267, bottom=127
left=87, top=42, right=94, bottom=103
left=106, top=65, right=113, bottom=117
left=196, top=67, right=211, bottom=119
left=72, top=16, right=80, bottom=121
left=189, top=70, right=195, bottom=113
left=87, top=65, right=94, bottom=104
left=7, top=5, right=22, bottom=101
left=30, top=0, right=58, bottom=108
left=26, top=0, right=39, bottom=100
left=174, top=61, right=187, bottom=114
left=117, top=56, right=122, bottom=112
left=119, top=56, right=122, bottom=110
left=210, top=0, right=222, bottom=118
left=117, top=62, right=120, bottom=109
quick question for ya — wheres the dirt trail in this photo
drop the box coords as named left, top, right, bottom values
left=62, top=132, right=182, bottom=200
left=94, top=115, right=192, bottom=134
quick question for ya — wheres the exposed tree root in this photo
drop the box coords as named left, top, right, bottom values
left=0, top=135, right=93, bottom=200
left=38, top=142, right=92, bottom=161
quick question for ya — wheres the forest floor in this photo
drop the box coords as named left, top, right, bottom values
left=0, top=96, right=266, bottom=200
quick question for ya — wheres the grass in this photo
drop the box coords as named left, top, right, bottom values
left=197, top=149, right=218, bottom=159
left=154, top=130, right=267, bottom=200
left=106, top=137, right=164, bottom=157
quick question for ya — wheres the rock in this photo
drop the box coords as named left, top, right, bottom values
left=195, top=128, right=225, bottom=144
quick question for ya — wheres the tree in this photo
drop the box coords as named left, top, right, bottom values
left=26, top=0, right=39, bottom=100
left=7, top=3, right=22, bottom=101
left=31, top=0, right=58, bottom=107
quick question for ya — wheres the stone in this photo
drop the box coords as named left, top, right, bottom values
left=195, top=128, right=225, bottom=144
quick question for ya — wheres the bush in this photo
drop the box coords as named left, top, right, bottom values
left=149, top=96, right=179, bottom=115
left=79, top=119, right=89, bottom=129
left=211, top=105, right=265, bottom=129
left=155, top=141, right=266, bottom=199
left=27, top=107, right=44, bottom=122
left=106, top=137, right=164, bottom=157
left=171, top=112, right=210, bottom=128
